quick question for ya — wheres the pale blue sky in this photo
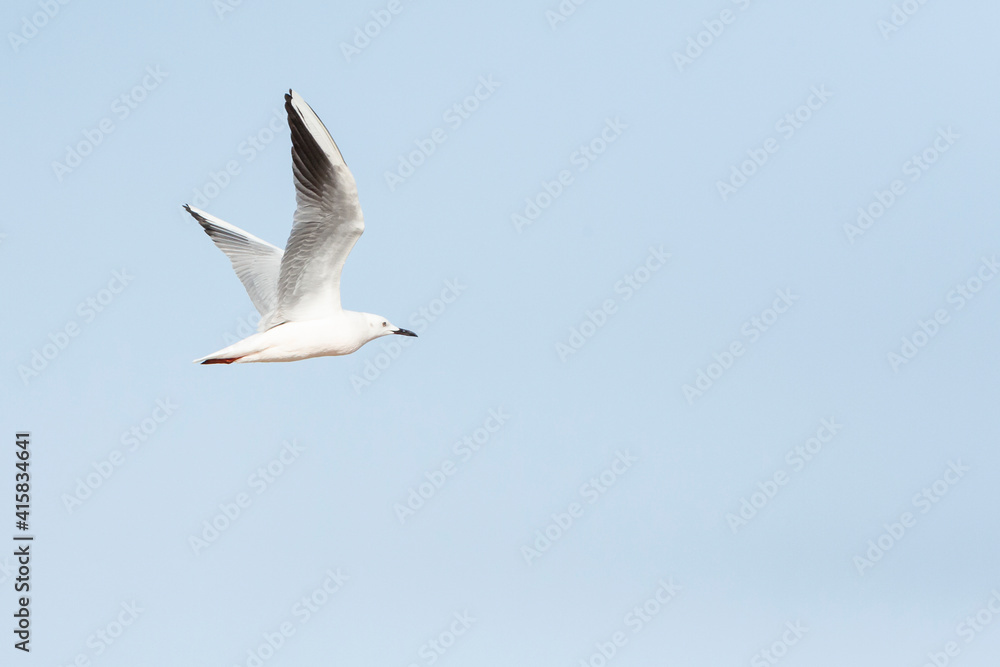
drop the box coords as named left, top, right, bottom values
left=3, top=0, right=1000, bottom=665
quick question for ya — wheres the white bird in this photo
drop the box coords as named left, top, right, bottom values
left=185, top=90, right=416, bottom=364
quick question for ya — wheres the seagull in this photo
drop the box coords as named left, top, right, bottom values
left=184, top=90, right=416, bottom=364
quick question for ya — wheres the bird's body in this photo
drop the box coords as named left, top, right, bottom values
left=198, top=313, right=381, bottom=364
left=186, top=90, right=416, bottom=364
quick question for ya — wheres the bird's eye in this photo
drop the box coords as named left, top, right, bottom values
left=382, top=321, right=387, bottom=327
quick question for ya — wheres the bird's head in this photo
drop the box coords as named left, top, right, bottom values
left=361, top=312, right=418, bottom=340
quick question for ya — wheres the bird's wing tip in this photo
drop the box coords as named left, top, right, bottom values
left=183, top=204, right=209, bottom=223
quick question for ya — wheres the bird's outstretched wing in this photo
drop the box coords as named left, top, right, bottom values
left=184, top=204, right=283, bottom=327
left=274, top=89, right=364, bottom=325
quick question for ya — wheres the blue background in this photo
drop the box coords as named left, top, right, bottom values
left=3, top=0, right=999, bottom=665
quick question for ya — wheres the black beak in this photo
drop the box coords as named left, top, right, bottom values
left=394, top=328, right=418, bottom=337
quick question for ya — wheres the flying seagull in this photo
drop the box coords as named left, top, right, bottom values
left=184, top=89, right=416, bottom=364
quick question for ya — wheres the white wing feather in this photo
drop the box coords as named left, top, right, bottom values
left=184, top=204, right=283, bottom=329
left=271, top=89, right=364, bottom=327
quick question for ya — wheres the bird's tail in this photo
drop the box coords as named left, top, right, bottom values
left=194, top=333, right=266, bottom=365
